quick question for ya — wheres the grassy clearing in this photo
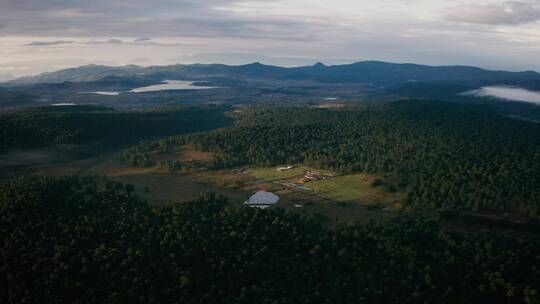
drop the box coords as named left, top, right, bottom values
left=246, top=166, right=334, bottom=181
left=274, top=190, right=394, bottom=224
left=32, top=156, right=400, bottom=221
left=110, top=172, right=247, bottom=206
left=246, top=166, right=306, bottom=180
left=150, top=147, right=213, bottom=163
left=309, top=174, right=404, bottom=207
left=310, top=174, right=377, bottom=201
left=181, top=150, right=213, bottom=162
left=198, top=171, right=253, bottom=189
left=34, top=155, right=248, bottom=206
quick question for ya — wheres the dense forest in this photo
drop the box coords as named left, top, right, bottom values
left=0, top=105, right=232, bottom=153
left=1, top=175, right=539, bottom=303
left=124, top=101, right=540, bottom=217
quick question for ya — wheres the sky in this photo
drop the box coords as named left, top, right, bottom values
left=0, top=0, right=540, bottom=78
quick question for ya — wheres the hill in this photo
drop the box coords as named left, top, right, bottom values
left=6, top=64, right=143, bottom=86
left=124, top=101, right=540, bottom=218
left=0, top=87, right=37, bottom=110
left=0, top=105, right=232, bottom=153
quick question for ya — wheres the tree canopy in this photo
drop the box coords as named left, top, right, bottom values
left=1, top=175, right=539, bottom=303
left=0, top=105, right=232, bottom=152
left=124, top=101, right=540, bottom=217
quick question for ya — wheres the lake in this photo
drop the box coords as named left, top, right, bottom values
left=129, top=80, right=217, bottom=93
left=466, top=86, right=540, bottom=105
left=80, top=80, right=218, bottom=95
left=79, top=91, right=120, bottom=96
left=52, top=103, right=77, bottom=106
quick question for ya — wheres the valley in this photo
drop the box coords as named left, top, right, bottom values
left=4, top=1, right=540, bottom=302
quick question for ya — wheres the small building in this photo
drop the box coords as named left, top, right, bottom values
left=304, top=171, right=319, bottom=181
left=276, top=165, right=293, bottom=172
left=244, top=191, right=280, bottom=209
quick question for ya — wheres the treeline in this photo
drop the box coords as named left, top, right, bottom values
left=125, top=101, right=540, bottom=217
left=1, top=175, right=539, bottom=303
left=0, top=105, right=232, bottom=152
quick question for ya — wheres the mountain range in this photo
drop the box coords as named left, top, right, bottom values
left=6, top=61, right=540, bottom=89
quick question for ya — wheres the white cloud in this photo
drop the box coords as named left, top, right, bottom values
left=445, top=1, right=540, bottom=25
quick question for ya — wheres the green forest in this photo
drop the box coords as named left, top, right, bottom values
left=0, top=105, right=232, bottom=153
left=1, top=175, right=539, bottom=303
left=124, top=101, right=540, bottom=217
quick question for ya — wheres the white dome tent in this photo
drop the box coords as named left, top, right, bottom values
left=244, top=191, right=280, bottom=209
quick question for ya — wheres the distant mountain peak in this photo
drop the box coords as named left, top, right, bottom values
left=312, top=62, right=326, bottom=68
left=244, top=62, right=264, bottom=67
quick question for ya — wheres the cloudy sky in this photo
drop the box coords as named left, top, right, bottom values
left=1, top=0, right=540, bottom=78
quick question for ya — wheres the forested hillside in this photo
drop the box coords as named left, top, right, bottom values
left=0, top=106, right=232, bottom=152
left=1, top=176, right=539, bottom=303
left=125, top=101, right=540, bottom=217
left=0, top=87, right=36, bottom=109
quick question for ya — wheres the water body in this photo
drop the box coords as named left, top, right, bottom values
left=466, top=86, right=540, bottom=105
left=80, top=91, right=120, bottom=96
left=129, top=80, right=217, bottom=93
left=80, top=80, right=217, bottom=95
left=52, top=103, right=77, bottom=106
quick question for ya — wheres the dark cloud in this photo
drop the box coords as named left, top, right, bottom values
left=445, top=1, right=540, bottom=25
left=0, top=0, right=311, bottom=41
left=82, top=38, right=189, bottom=47
left=25, top=40, right=74, bottom=46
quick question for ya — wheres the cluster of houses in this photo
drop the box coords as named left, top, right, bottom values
left=244, top=165, right=334, bottom=209
left=299, top=171, right=324, bottom=184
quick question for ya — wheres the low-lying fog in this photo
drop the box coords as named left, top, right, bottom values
left=466, top=86, right=540, bottom=105
left=0, top=147, right=72, bottom=168
left=0, top=144, right=98, bottom=173
left=80, top=80, right=218, bottom=96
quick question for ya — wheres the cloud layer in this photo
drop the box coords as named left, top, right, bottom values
left=0, top=0, right=311, bottom=39
left=0, top=0, right=539, bottom=76
left=445, top=1, right=540, bottom=25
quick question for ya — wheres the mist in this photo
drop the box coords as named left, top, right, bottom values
left=466, top=86, right=540, bottom=105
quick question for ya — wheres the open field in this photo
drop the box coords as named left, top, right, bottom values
left=149, top=147, right=213, bottom=163
left=33, top=154, right=249, bottom=205
left=108, top=171, right=248, bottom=205
left=28, top=151, right=403, bottom=221
left=309, top=174, right=404, bottom=208
left=21, top=152, right=539, bottom=230
left=238, top=166, right=404, bottom=222
left=274, top=188, right=395, bottom=224
left=245, top=166, right=310, bottom=180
